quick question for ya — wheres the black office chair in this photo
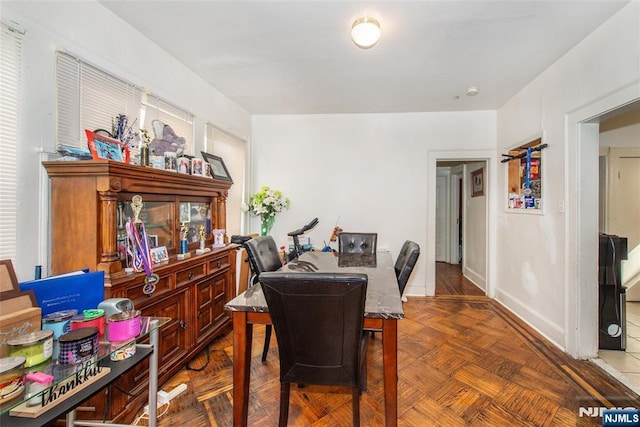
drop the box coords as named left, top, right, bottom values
left=244, top=236, right=282, bottom=362
left=259, top=271, right=369, bottom=427
left=395, top=240, right=420, bottom=297
left=338, top=232, right=377, bottom=254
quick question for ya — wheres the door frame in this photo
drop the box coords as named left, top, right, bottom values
left=435, top=169, right=451, bottom=263
left=427, top=150, right=496, bottom=297
left=450, top=172, right=461, bottom=265
left=566, top=81, right=640, bottom=358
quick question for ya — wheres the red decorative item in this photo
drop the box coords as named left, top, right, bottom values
left=85, top=129, right=130, bottom=163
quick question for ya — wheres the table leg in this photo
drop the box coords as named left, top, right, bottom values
left=232, top=311, right=253, bottom=427
left=382, top=319, right=398, bottom=427
left=148, top=322, right=159, bottom=427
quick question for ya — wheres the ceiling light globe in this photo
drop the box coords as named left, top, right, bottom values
left=466, top=86, right=479, bottom=96
left=351, top=17, right=381, bottom=49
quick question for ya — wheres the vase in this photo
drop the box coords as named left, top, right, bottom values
left=260, top=215, right=275, bottom=236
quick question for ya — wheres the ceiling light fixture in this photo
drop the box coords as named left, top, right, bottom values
left=466, top=86, right=479, bottom=96
left=351, top=16, right=381, bottom=49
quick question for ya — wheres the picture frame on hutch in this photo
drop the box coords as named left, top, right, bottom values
left=85, top=130, right=130, bottom=163
left=201, top=152, right=233, bottom=182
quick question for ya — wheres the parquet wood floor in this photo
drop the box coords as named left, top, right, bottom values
left=144, top=264, right=640, bottom=426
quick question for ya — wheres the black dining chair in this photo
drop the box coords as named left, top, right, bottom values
left=259, top=271, right=369, bottom=427
left=369, top=240, right=420, bottom=339
left=244, top=236, right=282, bottom=362
left=338, top=232, right=377, bottom=254
left=395, top=240, right=420, bottom=298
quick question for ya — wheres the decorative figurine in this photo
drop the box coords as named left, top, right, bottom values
left=199, top=225, right=206, bottom=251
left=196, top=225, right=210, bottom=255
left=180, top=223, right=188, bottom=254
left=140, top=128, right=151, bottom=167
left=150, top=119, right=186, bottom=156
left=130, top=195, right=144, bottom=224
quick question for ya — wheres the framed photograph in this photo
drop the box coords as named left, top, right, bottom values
left=179, top=203, right=191, bottom=223
left=147, top=234, right=159, bottom=248
left=150, top=246, right=169, bottom=265
left=471, top=167, right=484, bottom=197
left=177, top=156, right=191, bottom=174
left=164, top=152, right=177, bottom=172
left=85, top=129, right=130, bottom=163
left=191, top=158, right=204, bottom=176
left=201, top=152, right=233, bottom=182
left=149, top=155, right=164, bottom=169
left=212, top=228, right=226, bottom=248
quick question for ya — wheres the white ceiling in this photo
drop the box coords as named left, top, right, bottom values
left=100, top=0, right=628, bottom=115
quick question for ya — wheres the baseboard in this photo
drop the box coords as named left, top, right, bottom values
left=494, top=287, right=565, bottom=350
left=462, top=266, right=486, bottom=292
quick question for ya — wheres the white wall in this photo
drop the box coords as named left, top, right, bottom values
left=463, top=162, right=487, bottom=291
left=2, top=1, right=251, bottom=281
left=496, top=2, right=640, bottom=356
left=251, top=111, right=496, bottom=296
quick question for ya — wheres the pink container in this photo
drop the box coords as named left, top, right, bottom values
left=107, top=310, right=141, bottom=342
left=70, top=309, right=106, bottom=338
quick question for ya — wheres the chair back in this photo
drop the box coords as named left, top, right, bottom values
left=259, top=272, right=368, bottom=387
left=244, top=236, right=282, bottom=285
left=338, top=232, right=377, bottom=254
left=395, top=240, right=420, bottom=296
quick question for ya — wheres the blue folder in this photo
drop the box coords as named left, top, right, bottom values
left=19, top=270, right=104, bottom=316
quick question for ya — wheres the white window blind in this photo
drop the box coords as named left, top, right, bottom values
left=0, top=23, right=22, bottom=261
left=56, top=52, right=142, bottom=149
left=205, top=124, right=246, bottom=235
left=142, top=94, right=194, bottom=155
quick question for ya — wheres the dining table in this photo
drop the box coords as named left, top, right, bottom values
left=225, top=250, right=404, bottom=427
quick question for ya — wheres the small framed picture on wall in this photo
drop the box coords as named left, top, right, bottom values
left=471, top=167, right=484, bottom=197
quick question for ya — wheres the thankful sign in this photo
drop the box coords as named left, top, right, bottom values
left=10, top=363, right=111, bottom=418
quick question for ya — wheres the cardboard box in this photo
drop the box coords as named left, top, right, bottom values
left=0, top=306, right=42, bottom=357
left=0, top=259, right=20, bottom=293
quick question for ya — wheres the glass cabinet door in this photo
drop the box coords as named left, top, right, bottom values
left=116, top=199, right=175, bottom=263
left=178, top=202, right=211, bottom=244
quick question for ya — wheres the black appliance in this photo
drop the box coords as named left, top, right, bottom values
left=598, top=233, right=628, bottom=350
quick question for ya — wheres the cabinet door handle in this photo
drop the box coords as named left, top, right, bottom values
left=188, top=272, right=193, bottom=280
left=179, top=320, right=187, bottom=329
left=198, top=311, right=204, bottom=318
left=217, top=261, right=222, bottom=268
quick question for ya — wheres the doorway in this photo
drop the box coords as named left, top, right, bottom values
left=595, top=103, right=640, bottom=388
left=435, top=159, right=488, bottom=296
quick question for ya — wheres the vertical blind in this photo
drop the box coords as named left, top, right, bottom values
left=205, top=124, right=246, bottom=235
left=56, top=52, right=193, bottom=154
left=0, top=23, right=22, bottom=261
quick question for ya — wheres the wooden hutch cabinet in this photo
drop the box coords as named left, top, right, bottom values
left=42, top=160, right=238, bottom=423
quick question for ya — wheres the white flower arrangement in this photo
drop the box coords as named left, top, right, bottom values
left=247, top=186, right=290, bottom=222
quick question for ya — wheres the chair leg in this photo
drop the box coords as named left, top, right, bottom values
left=279, top=382, right=290, bottom=427
left=261, top=324, right=272, bottom=363
left=362, top=358, right=367, bottom=393
left=352, top=387, right=360, bottom=427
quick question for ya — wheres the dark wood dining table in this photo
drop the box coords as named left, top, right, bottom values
left=225, top=250, right=404, bottom=427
